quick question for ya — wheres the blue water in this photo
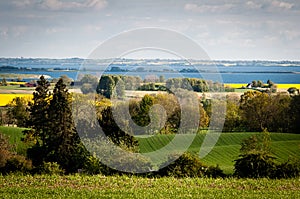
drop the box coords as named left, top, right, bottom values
left=1, top=61, right=300, bottom=84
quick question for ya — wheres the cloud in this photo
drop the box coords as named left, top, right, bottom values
left=12, top=0, right=107, bottom=11
left=184, top=3, right=235, bottom=13
left=280, top=30, right=300, bottom=41
left=0, top=27, right=9, bottom=39
left=12, top=0, right=35, bottom=8
left=0, top=26, right=28, bottom=39
left=245, top=1, right=263, bottom=9
left=41, top=0, right=107, bottom=11
left=184, top=1, right=295, bottom=14
left=270, top=0, right=294, bottom=10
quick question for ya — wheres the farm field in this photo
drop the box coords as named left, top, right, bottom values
left=0, top=82, right=297, bottom=107
left=224, top=83, right=300, bottom=89
left=0, top=93, right=32, bottom=106
left=0, top=174, right=299, bottom=198
left=138, top=133, right=300, bottom=174
left=0, top=127, right=299, bottom=198
left=0, top=85, right=34, bottom=90
left=7, top=81, right=26, bottom=85
left=1, top=126, right=300, bottom=175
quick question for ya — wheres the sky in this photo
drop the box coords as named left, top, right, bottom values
left=0, top=0, right=300, bottom=60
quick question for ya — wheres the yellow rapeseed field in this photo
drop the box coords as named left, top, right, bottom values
left=276, top=84, right=300, bottom=89
left=224, top=83, right=300, bottom=89
left=0, top=94, right=32, bottom=106
left=224, top=83, right=246, bottom=88
left=7, top=81, right=26, bottom=85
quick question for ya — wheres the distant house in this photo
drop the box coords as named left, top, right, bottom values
left=20, top=82, right=36, bottom=87
left=246, top=83, right=252, bottom=88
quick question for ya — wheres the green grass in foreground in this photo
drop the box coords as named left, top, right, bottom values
left=0, top=175, right=299, bottom=199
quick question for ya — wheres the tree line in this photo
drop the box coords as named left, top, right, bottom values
left=79, top=74, right=226, bottom=95
left=0, top=75, right=299, bottom=176
left=223, top=91, right=300, bottom=133
left=2, top=75, right=300, bottom=134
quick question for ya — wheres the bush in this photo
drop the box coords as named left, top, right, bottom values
left=206, top=165, right=226, bottom=178
left=0, top=133, right=12, bottom=168
left=234, top=130, right=280, bottom=178
left=158, top=152, right=224, bottom=178
left=82, top=137, right=153, bottom=175
left=34, top=162, right=65, bottom=175
left=0, top=133, right=32, bottom=174
left=274, top=158, right=300, bottom=179
left=234, top=153, right=276, bottom=178
left=0, top=149, right=11, bottom=168
left=1, top=155, right=32, bottom=174
left=83, top=154, right=105, bottom=175
left=93, top=152, right=153, bottom=176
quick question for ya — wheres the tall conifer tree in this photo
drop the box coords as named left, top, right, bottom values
left=47, top=78, right=86, bottom=172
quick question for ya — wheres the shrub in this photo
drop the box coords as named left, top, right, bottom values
left=234, top=153, right=276, bottom=178
left=92, top=152, right=154, bottom=176
left=83, top=154, right=105, bottom=175
left=35, top=162, right=65, bottom=175
left=0, top=149, right=11, bottom=168
left=234, top=130, right=300, bottom=179
left=1, top=155, right=32, bottom=174
left=0, top=133, right=12, bottom=168
left=206, top=165, right=226, bottom=178
left=158, top=152, right=224, bottom=178
left=82, top=137, right=153, bottom=175
left=234, top=130, right=278, bottom=178
left=274, top=158, right=300, bottom=179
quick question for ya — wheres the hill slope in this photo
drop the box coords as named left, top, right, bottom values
left=138, top=133, right=300, bottom=174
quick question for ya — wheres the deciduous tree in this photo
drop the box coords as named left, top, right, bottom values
left=7, top=97, right=29, bottom=127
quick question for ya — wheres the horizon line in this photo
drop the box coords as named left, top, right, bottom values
left=1, top=57, right=300, bottom=62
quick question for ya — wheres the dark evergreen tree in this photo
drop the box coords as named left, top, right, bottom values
left=25, top=76, right=51, bottom=166
left=26, top=76, right=88, bottom=173
left=46, top=78, right=87, bottom=173
left=26, top=75, right=50, bottom=146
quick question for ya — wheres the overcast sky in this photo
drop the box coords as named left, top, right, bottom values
left=0, top=0, right=299, bottom=60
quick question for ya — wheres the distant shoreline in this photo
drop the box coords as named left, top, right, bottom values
left=0, top=73, right=51, bottom=79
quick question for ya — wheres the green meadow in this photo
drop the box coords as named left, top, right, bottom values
left=0, top=126, right=300, bottom=198
left=0, top=175, right=299, bottom=199
left=138, top=133, right=300, bottom=174
left=1, top=126, right=300, bottom=174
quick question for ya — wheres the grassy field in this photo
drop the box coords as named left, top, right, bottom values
left=1, top=126, right=299, bottom=174
left=0, top=85, right=34, bottom=90
left=138, top=133, right=300, bottom=174
left=0, top=126, right=31, bottom=155
left=0, top=93, right=33, bottom=106
left=0, top=174, right=299, bottom=199
left=0, top=126, right=299, bottom=198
